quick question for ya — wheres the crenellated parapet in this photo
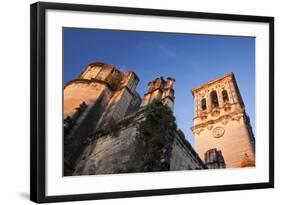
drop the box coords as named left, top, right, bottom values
left=79, top=62, right=139, bottom=92
left=140, top=76, right=176, bottom=110
left=64, top=62, right=140, bottom=118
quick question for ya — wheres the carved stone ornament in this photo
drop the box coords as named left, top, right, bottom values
left=194, top=128, right=204, bottom=135
left=201, top=114, right=208, bottom=121
left=231, top=113, right=243, bottom=121
left=223, top=103, right=231, bottom=112
left=212, top=126, right=225, bottom=138
left=221, top=118, right=229, bottom=125
left=211, top=108, right=220, bottom=117
left=199, top=91, right=205, bottom=97
left=207, top=124, right=213, bottom=130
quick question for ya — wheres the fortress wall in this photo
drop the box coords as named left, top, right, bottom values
left=170, top=132, right=206, bottom=171
left=106, top=88, right=134, bottom=121
left=63, top=90, right=112, bottom=175
left=125, top=92, right=142, bottom=115
left=97, top=88, right=136, bottom=129
left=73, top=113, right=205, bottom=176
left=74, top=123, right=139, bottom=175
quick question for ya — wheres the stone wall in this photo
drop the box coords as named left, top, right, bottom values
left=74, top=124, right=139, bottom=175
left=97, top=87, right=135, bottom=129
left=73, top=113, right=143, bottom=175
left=64, top=91, right=111, bottom=175
left=72, top=112, right=206, bottom=176
left=170, top=130, right=206, bottom=170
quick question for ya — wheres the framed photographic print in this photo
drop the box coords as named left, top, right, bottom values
left=30, top=1, right=274, bottom=203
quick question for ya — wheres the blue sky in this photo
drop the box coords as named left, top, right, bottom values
left=63, top=27, right=255, bottom=147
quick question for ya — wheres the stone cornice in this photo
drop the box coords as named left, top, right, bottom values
left=63, top=78, right=115, bottom=91
left=76, top=61, right=114, bottom=79
left=144, top=87, right=175, bottom=96
left=191, top=111, right=246, bottom=132
left=143, top=87, right=163, bottom=96
left=191, top=72, right=234, bottom=95
left=64, top=78, right=140, bottom=99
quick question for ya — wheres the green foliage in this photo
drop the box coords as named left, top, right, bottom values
left=137, top=100, right=176, bottom=171
left=139, top=100, right=176, bottom=141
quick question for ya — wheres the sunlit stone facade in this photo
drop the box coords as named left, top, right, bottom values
left=63, top=61, right=255, bottom=176
left=140, top=76, right=176, bottom=110
left=63, top=61, right=206, bottom=175
left=191, top=73, right=255, bottom=168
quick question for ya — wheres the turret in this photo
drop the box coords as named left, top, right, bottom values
left=141, top=76, right=175, bottom=110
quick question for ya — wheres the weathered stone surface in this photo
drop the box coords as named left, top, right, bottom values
left=140, top=76, right=175, bottom=110
left=192, top=73, right=255, bottom=168
left=64, top=92, right=110, bottom=175
left=63, top=62, right=141, bottom=175
left=74, top=125, right=138, bottom=175
left=73, top=112, right=205, bottom=175
left=64, top=82, right=110, bottom=118
left=64, top=62, right=255, bottom=176
left=170, top=130, right=206, bottom=170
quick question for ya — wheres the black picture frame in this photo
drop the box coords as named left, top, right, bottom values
left=30, top=1, right=274, bottom=203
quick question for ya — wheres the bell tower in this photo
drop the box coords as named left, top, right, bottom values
left=191, top=73, right=255, bottom=168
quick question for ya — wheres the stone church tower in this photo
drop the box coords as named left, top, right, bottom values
left=63, top=62, right=141, bottom=174
left=191, top=72, right=255, bottom=168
